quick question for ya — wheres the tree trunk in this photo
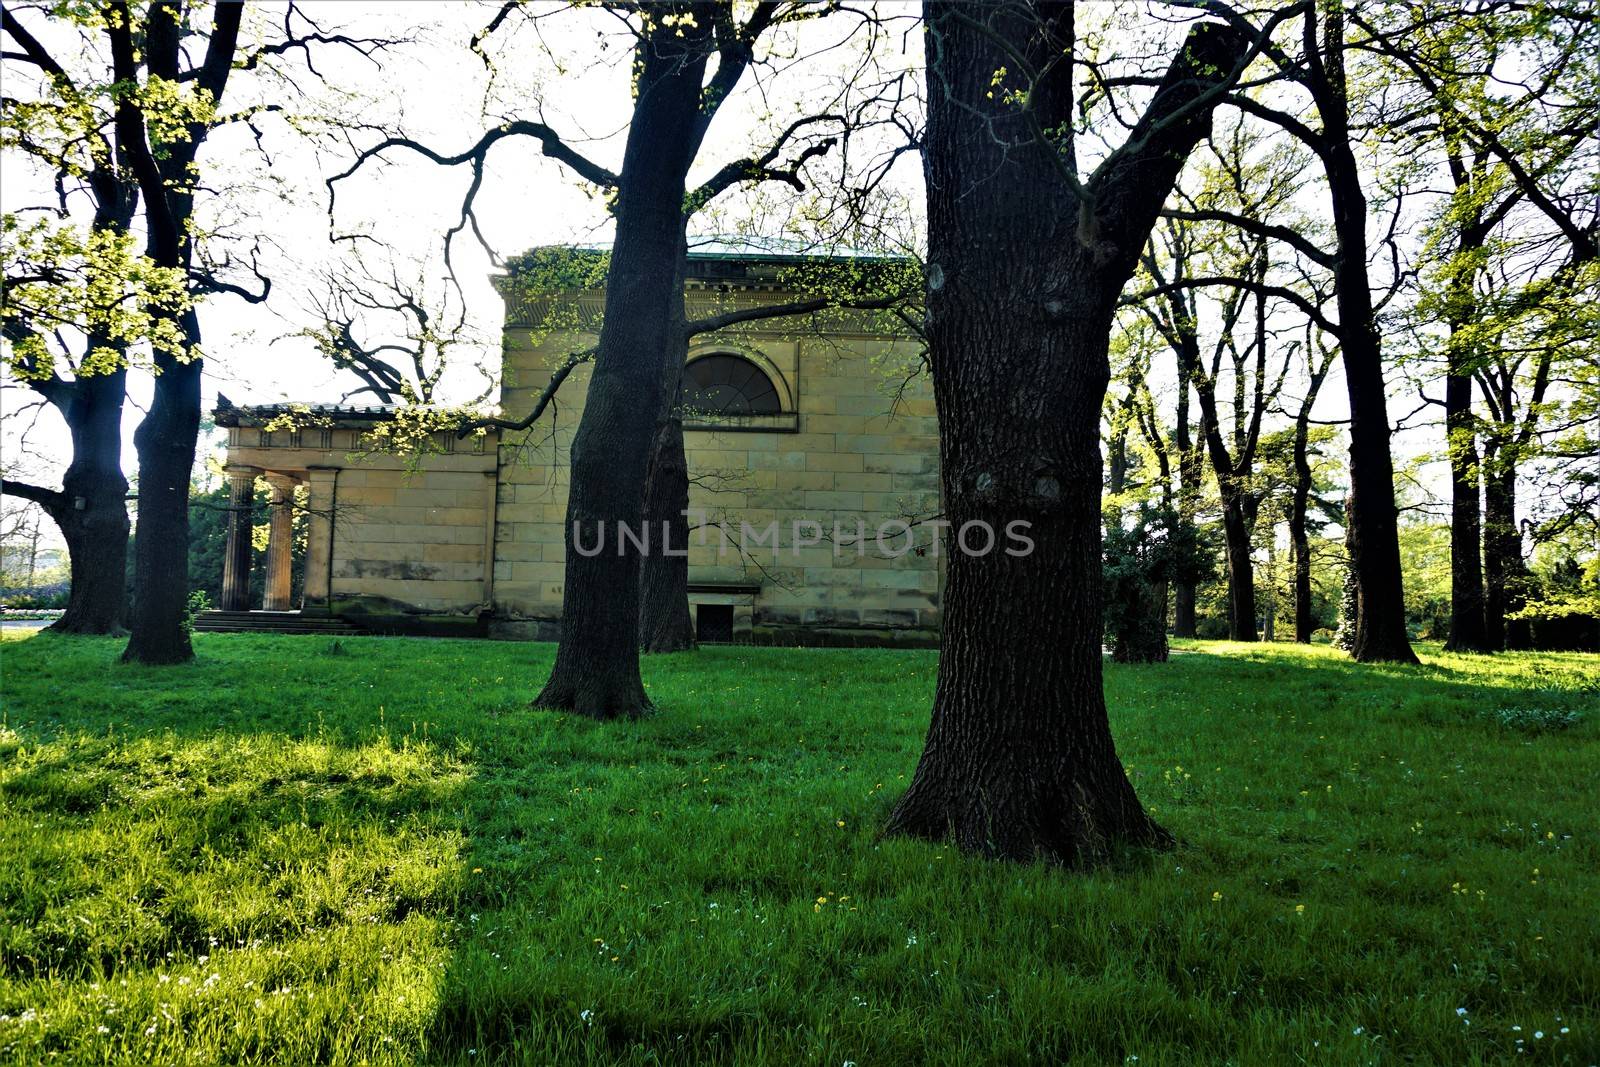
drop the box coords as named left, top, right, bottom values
left=110, top=0, right=242, bottom=664
left=639, top=414, right=697, bottom=654
left=1482, top=448, right=1522, bottom=650
left=535, top=25, right=712, bottom=718
left=1263, top=530, right=1277, bottom=641
left=1440, top=200, right=1494, bottom=653
left=1327, top=205, right=1415, bottom=662
left=1444, top=368, right=1491, bottom=651
left=1219, top=491, right=1257, bottom=641
left=1289, top=492, right=1314, bottom=644
left=1313, top=7, right=1417, bottom=664
left=45, top=364, right=130, bottom=634
left=887, top=301, right=1171, bottom=862
left=1289, top=407, right=1316, bottom=644
left=1172, top=363, right=1199, bottom=638
left=122, top=315, right=201, bottom=664
left=1332, top=493, right=1359, bottom=651
left=886, top=2, right=1245, bottom=864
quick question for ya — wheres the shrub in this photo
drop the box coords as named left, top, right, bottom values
left=1508, top=594, right=1600, bottom=652
left=0, top=581, right=70, bottom=609
left=181, top=590, right=213, bottom=635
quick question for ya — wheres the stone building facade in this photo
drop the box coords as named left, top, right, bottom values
left=212, top=246, right=942, bottom=644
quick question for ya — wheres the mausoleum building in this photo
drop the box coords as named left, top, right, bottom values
left=209, top=245, right=942, bottom=645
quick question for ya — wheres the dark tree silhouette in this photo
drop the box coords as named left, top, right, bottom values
left=884, top=2, right=1253, bottom=864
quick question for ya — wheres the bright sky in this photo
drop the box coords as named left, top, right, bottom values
left=2, top=2, right=929, bottom=515
left=3, top=1, right=1465, bottom=551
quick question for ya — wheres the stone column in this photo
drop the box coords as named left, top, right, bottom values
left=219, top=468, right=259, bottom=611
left=301, top=467, right=338, bottom=612
left=262, top=474, right=298, bottom=612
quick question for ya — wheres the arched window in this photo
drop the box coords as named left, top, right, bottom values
left=680, top=353, right=782, bottom=416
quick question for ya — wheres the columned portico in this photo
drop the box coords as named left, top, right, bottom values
left=263, top=473, right=300, bottom=612
left=220, top=467, right=260, bottom=611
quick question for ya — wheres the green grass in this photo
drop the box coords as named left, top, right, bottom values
left=1, top=632, right=1597, bottom=1065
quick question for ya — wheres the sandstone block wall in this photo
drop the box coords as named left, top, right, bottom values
left=495, top=293, right=943, bottom=644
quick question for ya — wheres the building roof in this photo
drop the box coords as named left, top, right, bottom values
left=212, top=394, right=401, bottom=426
left=682, top=234, right=905, bottom=263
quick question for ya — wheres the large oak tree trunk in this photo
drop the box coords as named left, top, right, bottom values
left=886, top=2, right=1245, bottom=864
left=639, top=414, right=696, bottom=654
left=122, top=316, right=202, bottom=664
left=886, top=305, right=1169, bottom=861
left=50, top=365, right=130, bottom=634
left=535, top=25, right=711, bottom=717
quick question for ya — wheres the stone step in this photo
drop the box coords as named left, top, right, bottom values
left=194, top=611, right=363, bottom=636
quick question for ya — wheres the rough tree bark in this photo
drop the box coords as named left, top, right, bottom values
left=535, top=18, right=711, bottom=716
left=1, top=351, right=132, bottom=638
left=51, top=365, right=131, bottom=633
left=122, top=314, right=204, bottom=664
left=885, top=2, right=1247, bottom=864
left=639, top=410, right=697, bottom=654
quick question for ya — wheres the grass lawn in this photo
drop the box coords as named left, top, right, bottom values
left=1, top=632, right=1596, bottom=1065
